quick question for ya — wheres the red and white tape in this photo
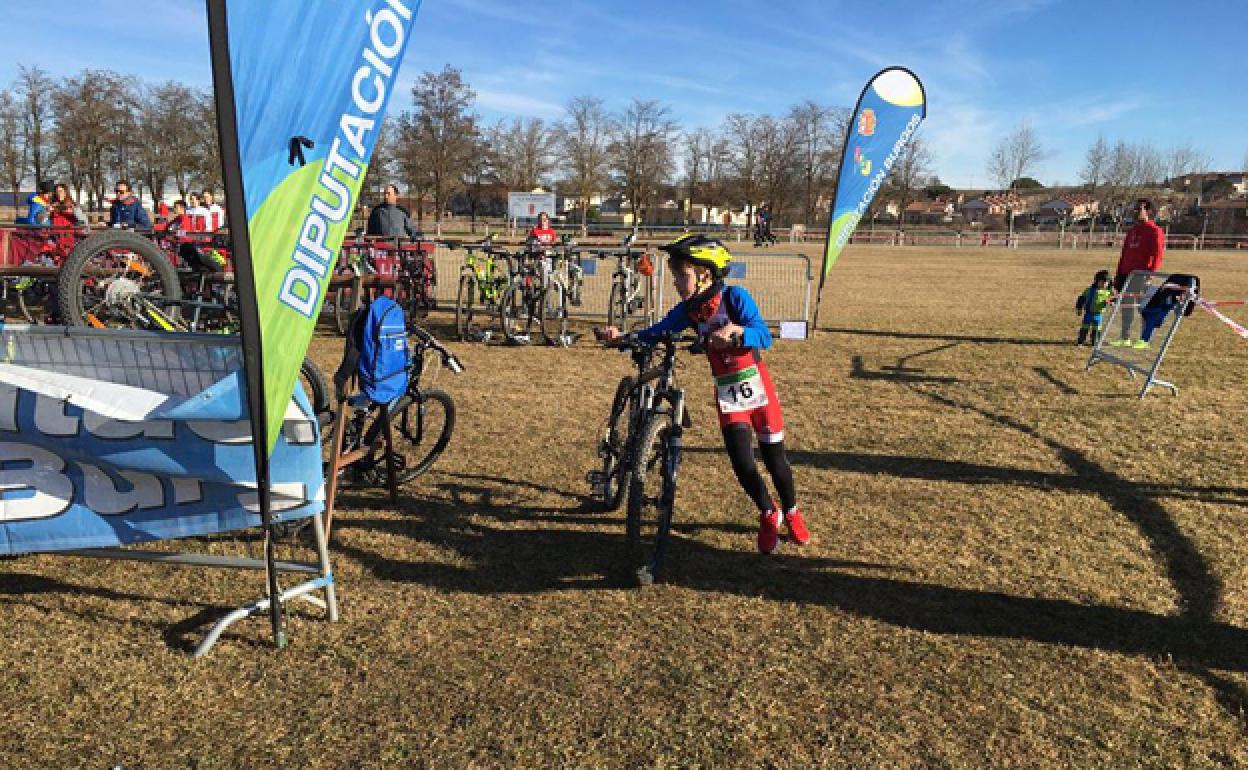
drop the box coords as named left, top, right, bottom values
left=1196, top=298, right=1248, bottom=340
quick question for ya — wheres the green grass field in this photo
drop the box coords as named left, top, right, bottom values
left=4, top=243, right=1248, bottom=768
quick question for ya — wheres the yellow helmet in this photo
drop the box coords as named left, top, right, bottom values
left=659, top=233, right=732, bottom=276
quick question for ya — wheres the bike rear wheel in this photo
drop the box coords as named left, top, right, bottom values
left=625, top=412, right=679, bottom=585
left=455, top=273, right=478, bottom=341
left=57, top=230, right=182, bottom=328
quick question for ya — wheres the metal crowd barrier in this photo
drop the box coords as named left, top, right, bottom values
left=654, top=251, right=814, bottom=330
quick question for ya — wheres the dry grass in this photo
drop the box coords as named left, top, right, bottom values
left=5, top=243, right=1248, bottom=768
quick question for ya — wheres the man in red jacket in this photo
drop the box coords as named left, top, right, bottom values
left=1109, top=198, right=1165, bottom=346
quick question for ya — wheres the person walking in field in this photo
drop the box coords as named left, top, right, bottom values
left=1109, top=198, right=1164, bottom=346
left=599, top=234, right=809, bottom=554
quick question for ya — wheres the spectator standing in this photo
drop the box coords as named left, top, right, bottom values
left=528, top=211, right=558, bottom=247
left=187, top=192, right=208, bottom=232
left=366, top=184, right=422, bottom=238
left=109, top=180, right=152, bottom=229
left=202, top=190, right=225, bottom=231
left=1109, top=198, right=1165, bottom=345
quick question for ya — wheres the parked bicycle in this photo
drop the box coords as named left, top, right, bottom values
left=395, top=236, right=438, bottom=320
left=454, top=235, right=511, bottom=341
left=591, top=330, right=700, bottom=585
left=596, top=234, right=655, bottom=332
left=332, top=325, right=463, bottom=487
left=499, top=238, right=565, bottom=346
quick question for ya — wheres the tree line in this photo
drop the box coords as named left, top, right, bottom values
left=987, top=121, right=1231, bottom=224
left=0, top=65, right=221, bottom=211
left=0, top=62, right=952, bottom=230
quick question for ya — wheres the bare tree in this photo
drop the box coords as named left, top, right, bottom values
left=1101, top=140, right=1163, bottom=227
left=724, top=113, right=764, bottom=229
left=788, top=102, right=847, bottom=228
left=608, top=98, right=677, bottom=229
left=883, top=134, right=933, bottom=231
left=558, top=95, right=611, bottom=233
left=52, top=70, right=140, bottom=209
left=460, top=128, right=496, bottom=232
left=0, top=89, right=27, bottom=208
left=17, top=65, right=55, bottom=186
left=360, top=117, right=398, bottom=203
left=986, top=121, right=1044, bottom=191
left=491, top=117, right=555, bottom=191
left=397, top=65, right=477, bottom=231
left=755, top=115, right=801, bottom=225
left=134, top=81, right=199, bottom=207
left=1080, top=134, right=1109, bottom=194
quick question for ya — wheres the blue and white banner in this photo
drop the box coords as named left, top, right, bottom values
left=0, top=326, right=323, bottom=555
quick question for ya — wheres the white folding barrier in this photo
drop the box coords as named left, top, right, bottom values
left=1086, top=270, right=1198, bottom=398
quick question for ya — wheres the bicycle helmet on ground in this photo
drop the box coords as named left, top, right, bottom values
left=658, top=233, right=732, bottom=277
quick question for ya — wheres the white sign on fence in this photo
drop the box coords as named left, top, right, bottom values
left=507, top=192, right=557, bottom=220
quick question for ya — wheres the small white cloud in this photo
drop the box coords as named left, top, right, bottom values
left=474, top=88, right=564, bottom=119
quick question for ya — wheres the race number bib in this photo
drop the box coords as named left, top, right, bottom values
left=715, top=366, right=769, bottom=414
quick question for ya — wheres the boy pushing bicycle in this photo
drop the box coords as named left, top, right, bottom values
left=600, top=233, right=809, bottom=554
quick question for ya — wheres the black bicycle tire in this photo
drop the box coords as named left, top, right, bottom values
left=499, top=282, right=535, bottom=344
left=298, top=357, right=332, bottom=428
left=15, top=282, right=39, bottom=324
left=607, top=280, right=624, bottom=330
left=625, top=412, right=673, bottom=584
left=333, top=284, right=354, bottom=336
left=374, top=388, right=456, bottom=483
left=57, top=230, right=182, bottom=328
left=598, top=375, right=636, bottom=511
left=456, top=272, right=477, bottom=341
left=540, top=282, right=568, bottom=345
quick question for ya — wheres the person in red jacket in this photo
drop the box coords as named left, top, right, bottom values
left=528, top=211, right=558, bottom=247
left=1109, top=198, right=1165, bottom=345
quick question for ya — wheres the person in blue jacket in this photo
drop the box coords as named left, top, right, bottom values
left=600, top=233, right=808, bottom=554
left=16, top=181, right=54, bottom=225
left=109, top=179, right=152, bottom=229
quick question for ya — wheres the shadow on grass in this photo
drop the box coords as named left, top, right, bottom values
left=822, top=326, right=1069, bottom=347
left=1032, top=366, right=1080, bottom=395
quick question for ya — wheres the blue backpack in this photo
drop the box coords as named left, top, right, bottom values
left=336, top=296, right=409, bottom=404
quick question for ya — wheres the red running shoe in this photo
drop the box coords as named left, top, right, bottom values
left=784, top=509, right=810, bottom=545
left=758, top=510, right=781, bottom=554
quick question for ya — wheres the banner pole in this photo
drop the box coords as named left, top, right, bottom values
left=206, top=0, right=285, bottom=649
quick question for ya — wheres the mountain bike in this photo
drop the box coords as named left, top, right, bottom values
left=600, top=234, right=654, bottom=332
left=594, top=331, right=700, bottom=585
left=396, top=237, right=438, bottom=320
left=454, top=236, right=511, bottom=341
left=55, top=229, right=183, bottom=329
left=331, top=325, right=464, bottom=487
left=498, top=242, right=556, bottom=345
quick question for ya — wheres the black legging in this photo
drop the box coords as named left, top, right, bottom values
left=722, top=424, right=797, bottom=513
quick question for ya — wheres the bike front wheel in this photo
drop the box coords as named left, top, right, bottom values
left=595, top=376, right=636, bottom=511
left=499, top=283, right=538, bottom=344
left=384, top=388, right=456, bottom=483
left=625, top=412, right=679, bottom=585
left=540, top=282, right=569, bottom=346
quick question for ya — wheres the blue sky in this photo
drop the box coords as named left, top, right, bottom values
left=2, top=0, right=1244, bottom=189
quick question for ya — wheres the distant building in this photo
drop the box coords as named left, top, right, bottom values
left=1033, top=194, right=1099, bottom=224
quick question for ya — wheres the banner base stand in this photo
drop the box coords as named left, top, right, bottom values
left=57, top=509, right=337, bottom=658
